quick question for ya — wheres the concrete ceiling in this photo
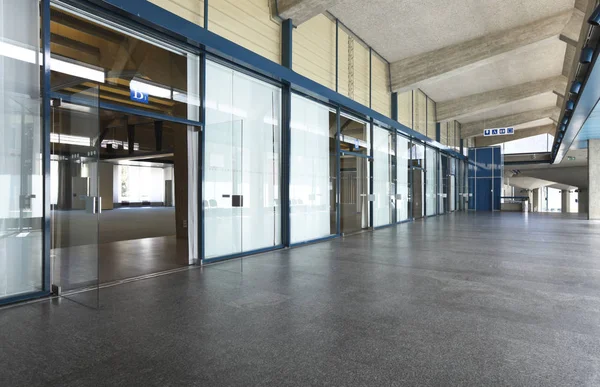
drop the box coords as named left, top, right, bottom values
left=418, top=38, right=567, bottom=102
left=329, top=0, right=574, bottom=62
left=325, top=0, right=585, bottom=147
left=458, top=93, right=559, bottom=124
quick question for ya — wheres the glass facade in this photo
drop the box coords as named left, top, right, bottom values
left=0, top=0, right=44, bottom=301
left=373, top=125, right=393, bottom=227
left=0, top=0, right=468, bottom=304
left=289, top=94, right=334, bottom=244
left=396, top=135, right=410, bottom=222
left=204, top=61, right=282, bottom=259
left=425, top=147, right=437, bottom=217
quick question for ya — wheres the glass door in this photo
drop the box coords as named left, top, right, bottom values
left=340, top=153, right=369, bottom=235
left=50, top=87, right=100, bottom=308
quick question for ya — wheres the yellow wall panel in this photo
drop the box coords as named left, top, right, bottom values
left=337, top=28, right=349, bottom=98
left=441, top=122, right=449, bottom=146
left=397, top=91, right=412, bottom=129
left=427, top=97, right=436, bottom=139
left=209, top=0, right=280, bottom=63
left=371, top=54, right=390, bottom=117
left=293, top=14, right=336, bottom=90
left=149, top=0, right=204, bottom=26
left=413, top=90, right=427, bottom=136
left=353, top=41, right=370, bottom=107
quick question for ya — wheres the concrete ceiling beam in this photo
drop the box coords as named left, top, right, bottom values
left=275, top=0, right=339, bottom=25
left=474, top=124, right=555, bottom=147
left=559, top=9, right=585, bottom=46
left=437, top=76, right=567, bottom=122
left=389, top=10, right=573, bottom=93
left=461, top=107, right=560, bottom=139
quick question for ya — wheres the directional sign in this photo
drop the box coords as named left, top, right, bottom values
left=483, top=127, right=515, bottom=137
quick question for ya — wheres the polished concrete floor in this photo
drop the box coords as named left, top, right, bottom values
left=2, top=212, right=600, bottom=386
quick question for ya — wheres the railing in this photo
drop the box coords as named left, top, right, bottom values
left=500, top=196, right=529, bottom=204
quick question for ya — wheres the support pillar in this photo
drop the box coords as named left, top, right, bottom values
left=561, top=190, right=571, bottom=213
left=589, top=139, right=600, bottom=220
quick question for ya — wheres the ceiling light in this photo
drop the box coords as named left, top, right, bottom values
left=562, top=116, right=569, bottom=125
left=589, top=4, right=600, bottom=26
left=580, top=46, right=594, bottom=64
left=0, top=41, right=105, bottom=83
left=560, top=124, right=567, bottom=132
left=570, top=81, right=582, bottom=94
left=565, top=99, right=575, bottom=111
left=130, top=78, right=171, bottom=99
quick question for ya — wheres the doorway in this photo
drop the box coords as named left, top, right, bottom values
left=340, top=154, right=369, bottom=234
left=412, top=168, right=425, bottom=219
left=50, top=99, right=198, bottom=297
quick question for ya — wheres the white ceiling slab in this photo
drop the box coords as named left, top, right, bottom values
left=457, top=93, right=558, bottom=124
left=512, top=118, right=556, bottom=130
left=420, top=38, right=567, bottom=102
left=329, top=0, right=575, bottom=62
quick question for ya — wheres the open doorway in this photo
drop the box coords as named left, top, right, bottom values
left=50, top=104, right=197, bottom=290
left=339, top=114, right=370, bottom=235
left=411, top=143, right=425, bottom=219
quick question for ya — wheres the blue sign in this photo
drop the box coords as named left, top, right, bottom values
left=130, top=89, right=149, bottom=104
left=483, top=127, right=515, bottom=137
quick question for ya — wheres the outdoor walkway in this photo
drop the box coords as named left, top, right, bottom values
left=2, top=212, right=600, bottom=386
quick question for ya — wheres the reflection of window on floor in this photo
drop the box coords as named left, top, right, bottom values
left=116, top=165, right=173, bottom=204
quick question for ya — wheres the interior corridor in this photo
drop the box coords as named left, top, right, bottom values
left=2, top=212, right=600, bottom=386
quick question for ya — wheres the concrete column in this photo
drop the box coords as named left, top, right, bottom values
left=561, top=190, right=571, bottom=213
left=589, top=139, right=600, bottom=220
left=532, top=188, right=540, bottom=212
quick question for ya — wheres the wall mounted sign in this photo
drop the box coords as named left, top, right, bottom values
left=483, top=127, right=514, bottom=137
left=130, top=89, right=149, bottom=104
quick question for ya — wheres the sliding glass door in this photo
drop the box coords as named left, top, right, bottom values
left=373, top=125, right=393, bottom=227
left=204, top=61, right=282, bottom=260
left=396, top=134, right=410, bottom=222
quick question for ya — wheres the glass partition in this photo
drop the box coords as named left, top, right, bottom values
left=290, top=94, right=334, bottom=244
left=373, top=125, right=393, bottom=227
left=0, top=0, right=44, bottom=301
left=50, top=4, right=201, bottom=121
left=396, top=135, right=410, bottom=222
left=204, top=61, right=282, bottom=259
left=425, top=146, right=437, bottom=216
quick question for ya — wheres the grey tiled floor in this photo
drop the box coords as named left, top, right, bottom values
left=2, top=212, right=600, bottom=386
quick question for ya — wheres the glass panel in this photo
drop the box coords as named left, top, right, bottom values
left=340, top=155, right=369, bottom=234
left=290, top=94, right=334, bottom=244
left=339, top=113, right=370, bottom=154
left=51, top=86, right=100, bottom=307
left=204, top=61, right=281, bottom=259
left=396, top=135, right=409, bottom=222
left=0, top=0, right=44, bottom=301
left=373, top=126, right=393, bottom=227
left=425, top=147, right=437, bottom=216
left=50, top=5, right=201, bottom=121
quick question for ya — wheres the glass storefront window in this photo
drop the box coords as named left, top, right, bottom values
left=0, top=0, right=44, bottom=300
left=290, top=94, right=335, bottom=244
left=204, top=61, right=282, bottom=259
left=396, top=135, right=410, bottom=222
left=373, top=125, right=393, bottom=227
left=425, top=146, right=437, bottom=217
left=49, top=5, right=201, bottom=121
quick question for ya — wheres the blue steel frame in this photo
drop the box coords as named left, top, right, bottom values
left=2, top=0, right=471, bottom=305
